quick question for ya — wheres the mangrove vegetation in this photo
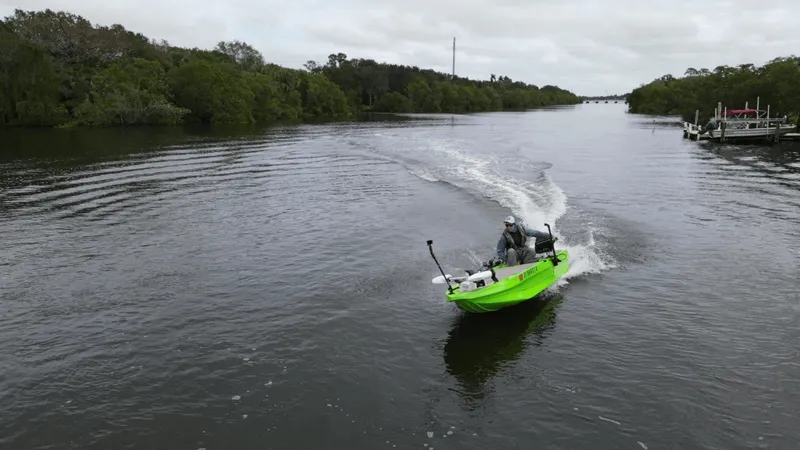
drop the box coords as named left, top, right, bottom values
left=626, top=56, right=800, bottom=121
left=0, top=8, right=582, bottom=128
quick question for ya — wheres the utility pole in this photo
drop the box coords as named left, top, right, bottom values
left=452, top=37, right=456, bottom=80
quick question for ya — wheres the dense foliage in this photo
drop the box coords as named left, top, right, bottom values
left=626, top=57, right=800, bottom=122
left=0, top=9, right=581, bottom=127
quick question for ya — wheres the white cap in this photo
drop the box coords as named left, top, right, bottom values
left=504, top=215, right=515, bottom=224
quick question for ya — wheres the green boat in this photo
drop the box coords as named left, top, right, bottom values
left=427, top=223, right=569, bottom=313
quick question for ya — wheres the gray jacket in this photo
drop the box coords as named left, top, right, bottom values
left=496, top=218, right=549, bottom=261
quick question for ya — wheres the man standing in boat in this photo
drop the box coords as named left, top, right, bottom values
left=496, top=215, right=551, bottom=266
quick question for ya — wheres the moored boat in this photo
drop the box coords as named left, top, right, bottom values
left=682, top=98, right=798, bottom=143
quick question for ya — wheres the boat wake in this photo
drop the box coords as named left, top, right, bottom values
left=395, top=137, right=617, bottom=286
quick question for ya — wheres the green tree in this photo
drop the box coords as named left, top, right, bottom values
left=72, top=57, right=189, bottom=125
left=406, top=78, right=439, bottom=112
left=627, top=56, right=800, bottom=121
left=372, top=91, right=413, bottom=113
left=299, top=72, right=352, bottom=119
left=168, top=59, right=255, bottom=123
left=214, top=40, right=264, bottom=72
left=0, top=22, right=67, bottom=126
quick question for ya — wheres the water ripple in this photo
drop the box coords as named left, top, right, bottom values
left=2, top=114, right=799, bottom=450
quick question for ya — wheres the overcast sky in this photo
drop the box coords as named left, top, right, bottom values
left=2, top=0, right=799, bottom=96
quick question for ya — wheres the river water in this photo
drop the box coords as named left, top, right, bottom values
left=1, top=104, right=799, bottom=449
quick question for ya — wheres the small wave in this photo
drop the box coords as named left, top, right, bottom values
left=1, top=135, right=394, bottom=223
left=406, top=166, right=440, bottom=183
left=554, top=225, right=616, bottom=287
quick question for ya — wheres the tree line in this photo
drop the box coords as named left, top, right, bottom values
left=626, top=57, right=800, bottom=122
left=0, top=9, right=582, bottom=128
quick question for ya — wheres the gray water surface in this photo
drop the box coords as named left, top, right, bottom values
left=1, top=104, right=799, bottom=449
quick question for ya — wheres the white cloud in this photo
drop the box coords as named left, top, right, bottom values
left=2, top=0, right=799, bottom=95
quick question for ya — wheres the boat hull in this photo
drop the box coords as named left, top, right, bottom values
left=446, top=250, right=569, bottom=313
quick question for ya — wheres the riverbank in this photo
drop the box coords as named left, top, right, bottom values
left=625, top=56, right=800, bottom=123
left=0, top=9, right=581, bottom=129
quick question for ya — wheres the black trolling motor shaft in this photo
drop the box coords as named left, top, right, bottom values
left=427, top=240, right=454, bottom=294
left=544, top=223, right=560, bottom=266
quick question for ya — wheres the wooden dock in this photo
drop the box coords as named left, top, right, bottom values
left=683, top=121, right=800, bottom=143
left=682, top=121, right=710, bottom=140
left=681, top=99, right=799, bottom=144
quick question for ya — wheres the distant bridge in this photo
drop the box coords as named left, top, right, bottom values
left=580, top=97, right=627, bottom=104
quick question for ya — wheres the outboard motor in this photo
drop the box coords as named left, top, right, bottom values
left=534, top=237, right=556, bottom=254
left=705, top=118, right=718, bottom=136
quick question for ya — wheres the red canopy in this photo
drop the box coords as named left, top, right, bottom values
left=725, top=109, right=758, bottom=116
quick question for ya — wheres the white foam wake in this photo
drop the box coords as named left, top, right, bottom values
left=421, top=139, right=616, bottom=286
left=405, top=165, right=440, bottom=182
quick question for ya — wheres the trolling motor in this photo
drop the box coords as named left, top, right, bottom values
left=427, top=240, right=454, bottom=294
left=543, top=223, right=561, bottom=266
